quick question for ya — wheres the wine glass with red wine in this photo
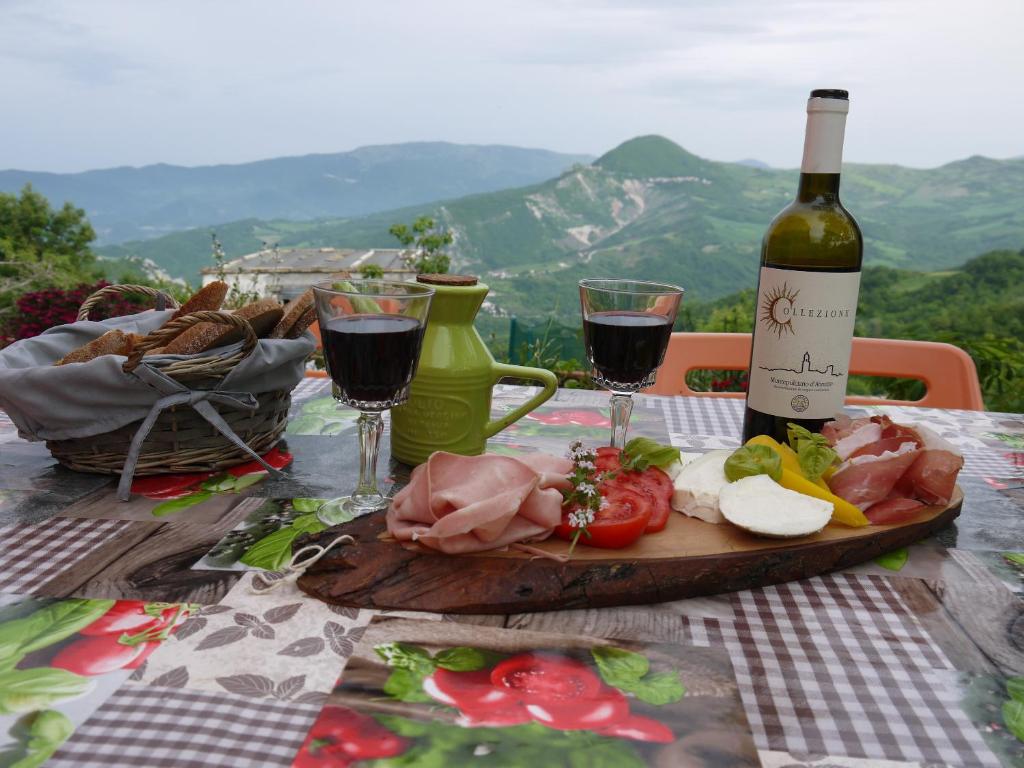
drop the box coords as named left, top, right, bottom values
left=579, top=279, right=684, bottom=449
left=312, top=280, right=434, bottom=525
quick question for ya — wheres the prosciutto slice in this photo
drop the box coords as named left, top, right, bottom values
left=833, top=422, right=883, bottom=460
left=821, top=415, right=872, bottom=444
left=827, top=441, right=921, bottom=510
left=386, top=452, right=572, bottom=554
left=893, top=425, right=963, bottom=505
left=865, top=497, right=925, bottom=525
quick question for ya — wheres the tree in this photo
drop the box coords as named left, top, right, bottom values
left=389, top=216, right=453, bottom=274
left=0, top=185, right=99, bottom=322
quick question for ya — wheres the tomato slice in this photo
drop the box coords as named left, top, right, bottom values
left=80, top=600, right=161, bottom=636
left=554, top=486, right=652, bottom=549
left=609, top=467, right=673, bottom=533
left=598, top=714, right=675, bottom=743
left=423, top=669, right=517, bottom=711
left=525, top=687, right=630, bottom=730
left=455, top=704, right=533, bottom=728
left=489, top=653, right=603, bottom=704
left=594, top=446, right=622, bottom=474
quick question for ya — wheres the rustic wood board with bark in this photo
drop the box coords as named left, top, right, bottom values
left=296, top=487, right=964, bottom=614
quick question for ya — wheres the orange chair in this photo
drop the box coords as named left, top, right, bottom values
left=304, top=320, right=329, bottom=378
left=646, top=332, right=985, bottom=410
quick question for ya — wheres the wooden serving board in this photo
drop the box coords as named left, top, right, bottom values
left=297, top=487, right=962, bottom=615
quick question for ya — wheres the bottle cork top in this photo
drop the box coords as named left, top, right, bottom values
left=415, top=274, right=479, bottom=286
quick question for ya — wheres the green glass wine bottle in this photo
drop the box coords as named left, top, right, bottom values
left=742, top=89, right=863, bottom=443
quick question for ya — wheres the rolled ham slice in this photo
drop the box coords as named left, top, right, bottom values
left=833, top=422, right=883, bottom=460
left=827, top=441, right=920, bottom=511
left=893, top=425, right=963, bottom=506
left=387, top=452, right=572, bottom=555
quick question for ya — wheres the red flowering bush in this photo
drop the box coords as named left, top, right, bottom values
left=1, top=281, right=152, bottom=345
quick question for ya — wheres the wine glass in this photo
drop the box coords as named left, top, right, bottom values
left=579, top=279, right=684, bottom=449
left=312, top=280, right=434, bottom=525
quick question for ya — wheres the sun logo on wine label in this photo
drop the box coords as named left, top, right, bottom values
left=760, top=282, right=799, bottom=338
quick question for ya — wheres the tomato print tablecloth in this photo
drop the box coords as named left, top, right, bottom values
left=0, top=381, right=1022, bottom=768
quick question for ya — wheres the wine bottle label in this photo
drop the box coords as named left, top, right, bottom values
left=747, top=266, right=861, bottom=420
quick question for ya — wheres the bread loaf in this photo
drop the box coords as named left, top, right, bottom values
left=285, top=306, right=318, bottom=339
left=269, top=288, right=315, bottom=339
left=170, top=281, right=228, bottom=321
left=161, top=299, right=283, bottom=356
left=55, top=330, right=133, bottom=366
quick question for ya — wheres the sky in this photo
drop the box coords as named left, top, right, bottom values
left=1, top=0, right=1022, bottom=173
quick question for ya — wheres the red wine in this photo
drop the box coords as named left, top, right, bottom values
left=583, top=311, right=672, bottom=387
left=322, top=314, right=424, bottom=404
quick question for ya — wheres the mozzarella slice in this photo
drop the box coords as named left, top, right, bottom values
left=671, top=449, right=732, bottom=524
left=719, top=474, right=833, bottom=538
left=664, top=452, right=703, bottom=481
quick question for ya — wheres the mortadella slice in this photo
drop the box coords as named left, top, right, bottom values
left=386, top=451, right=572, bottom=555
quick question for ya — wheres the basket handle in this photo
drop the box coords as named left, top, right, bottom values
left=77, top=284, right=180, bottom=321
left=123, top=311, right=258, bottom=373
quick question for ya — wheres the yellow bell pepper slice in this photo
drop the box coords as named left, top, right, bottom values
left=745, top=435, right=829, bottom=490
left=778, top=468, right=869, bottom=527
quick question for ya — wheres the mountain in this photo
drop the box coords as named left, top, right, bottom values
left=0, top=143, right=592, bottom=245
left=97, top=136, right=1024, bottom=316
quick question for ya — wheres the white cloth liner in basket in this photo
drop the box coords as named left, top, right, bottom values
left=0, top=308, right=316, bottom=499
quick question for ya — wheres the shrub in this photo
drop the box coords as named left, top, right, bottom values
left=2, top=281, right=152, bottom=345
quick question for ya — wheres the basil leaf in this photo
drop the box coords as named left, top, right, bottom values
left=874, top=547, right=909, bottom=571
left=1007, top=676, right=1024, bottom=703
left=591, top=646, right=649, bottom=686
left=622, top=438, right=680, bottom=472
left=201, top=473, right=237, bottom=492
left=0, top=599, right=114, bottom=658
left=621, top=670, right=686, bottom=706
left=434, top=647, right=505, bottom=672
left=239, top=527, right=299, bottom=571
left=724, top=445, right=782, bottom=482
left=786, top=422, right=838, bottom=481
left=0, top=668, right=93, bottom=714
left=11, top=710, right=74, bottom=768
left=1004, top=699, right=1024, bottom=742
left=152, top=490, right=214, bottom=517
left=291, top=498, right=328, bottom=513
left=231, top=472, right=268, bottom=491
left=374, top=642, right=435, bottom=675
left=382, top=668, right=433, bottom=703
left=1003, top=553, right=1024, bottom=568
left=290, top=513, right=327, bottom=536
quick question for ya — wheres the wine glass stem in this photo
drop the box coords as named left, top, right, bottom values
left=353, top=410, right=384, bottom=507
left=609, top=393, right=633, bottom=450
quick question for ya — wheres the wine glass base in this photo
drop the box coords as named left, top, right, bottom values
left=316, top=495, right=388, bottom=526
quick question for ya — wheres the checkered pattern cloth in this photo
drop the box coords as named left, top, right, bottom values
left=678, top=574, right=999, bottom=766
left=290, top=377, right=330, bottom=403
left=50, top=684, right=322, bottom=768
left=0, top=517, right=131, bottom=595
left=656, top=395, right=744, bottom=439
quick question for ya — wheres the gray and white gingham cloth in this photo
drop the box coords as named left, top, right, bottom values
left=678, top=573, right=999, bottom=766
left=290, top=377, right=329, bottom=403
left=0, top=517, right=131, bottom=595
left=49, top=684, right=322, bottom=768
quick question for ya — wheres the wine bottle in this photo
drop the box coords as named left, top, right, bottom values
left=742, top=89, right=863, bottom=443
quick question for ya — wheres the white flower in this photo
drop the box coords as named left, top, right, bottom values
left=599, top=497, right=610, bottom=511
left=576, top=482, right=597, bottom=497
left=577, top=460, right=596, bottom=471
left=568, top=508, right=596, bottom=528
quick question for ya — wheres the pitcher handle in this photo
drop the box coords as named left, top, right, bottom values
left=484, top=363, right=559, bottom=439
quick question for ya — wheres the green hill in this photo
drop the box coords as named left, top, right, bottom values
left=0, top=143, right=591, bottom=245
left=98, top=136, right=1024, bottom=317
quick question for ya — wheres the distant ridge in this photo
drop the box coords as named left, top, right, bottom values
left=0, top=142, right=592, bottom=244
left=97, top=134, right=1024, bottom=316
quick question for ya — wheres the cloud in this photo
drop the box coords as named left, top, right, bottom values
left=0, top=0, right=1021, bottom=171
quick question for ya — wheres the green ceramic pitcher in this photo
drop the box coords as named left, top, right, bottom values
left=390, top=275, right=558, bottom=465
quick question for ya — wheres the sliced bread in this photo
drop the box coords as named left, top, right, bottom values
left=161, top=299, right=283, bottom=356
left=55, top=330, right=133, bottom=366
left=269, top=288, right=315, bottom=339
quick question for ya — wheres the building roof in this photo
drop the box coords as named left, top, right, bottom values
left=200, top=247, right=415, bottom=275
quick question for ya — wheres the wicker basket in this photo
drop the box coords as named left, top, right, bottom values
left=46, top=285, right=294, bottom=476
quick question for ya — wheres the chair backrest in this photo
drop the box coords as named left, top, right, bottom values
left=304, top=320, right=328, bottom=378
left=646, top=332, right=985, bottom=410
